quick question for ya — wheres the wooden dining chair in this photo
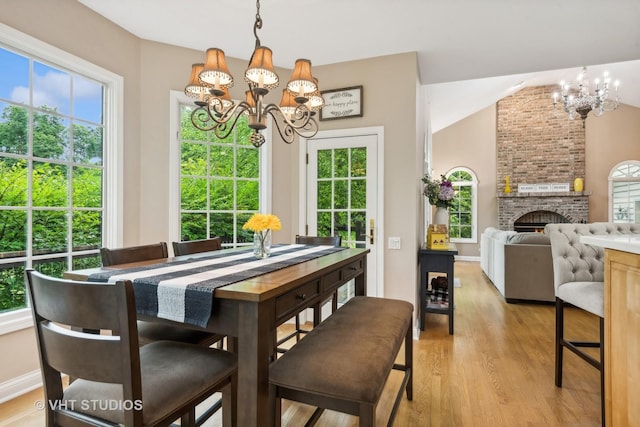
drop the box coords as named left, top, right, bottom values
left=100, top=241, right=169, bottom=266
left=276, top=235, right=342, bottom=354
left=172, top=237, right=223, bottom=256
left=100, top=242, right=224, bottom=348
left=25, top=269, right=237, bottom=427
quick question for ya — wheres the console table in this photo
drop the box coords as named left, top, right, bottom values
left=418, top=244, right=458, bottom=334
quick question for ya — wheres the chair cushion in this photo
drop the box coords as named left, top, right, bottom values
left=557, top=281, right=604, bottom=318
left=63, top=341, right=236, bottom=425
left=136, top=320, right=221, bottom=347
left=269, top=296, right=412, bottom=405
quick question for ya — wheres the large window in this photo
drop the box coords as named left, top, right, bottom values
left=446, top=167, right=478, bottom=243
left=0, top=24, right=121, bottom=323
left=609, top=161, right=640, bottom=223
left=177, top=103, right=263, bottom=247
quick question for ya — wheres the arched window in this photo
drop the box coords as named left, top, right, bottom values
left=609, top=161, right=640, bottom=223
left=446, top=167, right=478, bottom=243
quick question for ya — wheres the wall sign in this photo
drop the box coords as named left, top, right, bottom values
left=320, top=85, right=363, bottom=121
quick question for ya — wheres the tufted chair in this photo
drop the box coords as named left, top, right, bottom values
left=545, top=222, right=640, bottom=426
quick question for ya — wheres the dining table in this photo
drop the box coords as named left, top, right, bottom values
left=64, top=244, right=369, bottom=427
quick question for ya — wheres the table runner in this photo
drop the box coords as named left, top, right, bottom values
left=88, top=244, right=344, bottom=327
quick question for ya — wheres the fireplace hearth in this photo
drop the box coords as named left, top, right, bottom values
left=498, top=192, right=589, bottom=231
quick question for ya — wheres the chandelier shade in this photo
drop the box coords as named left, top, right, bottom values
left=200, top=48, right=234, bottom=94
left=184, top=0, right=323, bottom=148
left=185, top=63, right=211, bottom=100
left=245, top=46, right=279, bottom=90
left=287, top=59, right=318, bottom=99
left=553, top=66, right=620, bottom=123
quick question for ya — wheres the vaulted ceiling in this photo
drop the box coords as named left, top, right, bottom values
left=79, top=0, right=640, bottom=132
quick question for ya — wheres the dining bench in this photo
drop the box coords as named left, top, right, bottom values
left=269, top=296, right=413, bottom=426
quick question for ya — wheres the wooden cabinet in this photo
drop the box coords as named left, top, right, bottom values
left=604, top=249, right=640, bottom=426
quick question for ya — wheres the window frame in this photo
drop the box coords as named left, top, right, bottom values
left=445, top=166, right=478, bottom=244
left=0, top=23, right=123, bottom=332
left=608, top=160, right=640, bottom=223
left=168, top=90, right=271, bottom=247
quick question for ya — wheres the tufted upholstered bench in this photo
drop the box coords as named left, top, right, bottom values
left=269, top=296, right=413, bottom=426
left=544, top=222, right=640, bottom=426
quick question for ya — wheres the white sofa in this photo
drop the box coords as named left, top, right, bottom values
left=480, top=227, right=516, bottom=297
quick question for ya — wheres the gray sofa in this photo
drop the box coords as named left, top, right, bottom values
left=481, top=222, right=640, bottom=304
left=481, top=227, right=554, bottom=303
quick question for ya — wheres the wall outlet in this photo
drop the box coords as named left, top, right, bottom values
left=388, top=237, right=401, bottom=250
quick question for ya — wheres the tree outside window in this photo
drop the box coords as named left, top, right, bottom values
left=0, top=45, right=106, bottom=313
left=446, top=167, right=478, bottom=243
left=178, top=104, right=260, bottom=247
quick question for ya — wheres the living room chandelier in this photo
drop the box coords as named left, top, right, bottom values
left=552, top=66, right=620, bottom=123
left=183, top=0, right=324, bottom=148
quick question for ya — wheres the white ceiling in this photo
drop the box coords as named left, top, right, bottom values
left=78, top=0, right=640, bottom=132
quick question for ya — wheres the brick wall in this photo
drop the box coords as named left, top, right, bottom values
left=497, top=85, right=585, bottom=188
left=496, top=85, right=589, bottom=230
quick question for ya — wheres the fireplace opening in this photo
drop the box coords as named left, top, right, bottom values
left=513, top=210, right=570, bottom=233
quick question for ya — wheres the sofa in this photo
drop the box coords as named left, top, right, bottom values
left=481, top=222, right=640, bottom=303
left=481, top=227, right=554, bottom=303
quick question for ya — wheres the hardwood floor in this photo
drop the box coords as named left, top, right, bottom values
left=0, top=261, right=602, bottom=426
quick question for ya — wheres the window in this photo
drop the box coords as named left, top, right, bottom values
left=0, top=24, right=122, bottom=323
left=609, top=161, right=640, bottom=223
left=446, top=167, right=478, bottom=243
left=175, top=101, right=265, bottom=247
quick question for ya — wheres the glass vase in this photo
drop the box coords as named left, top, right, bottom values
left=253, top=230, right=272, bottom=259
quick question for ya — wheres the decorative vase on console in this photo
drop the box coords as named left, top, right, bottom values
left=433, top=206, right=449, bottom=226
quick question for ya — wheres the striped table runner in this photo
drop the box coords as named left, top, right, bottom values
left=88, top=244, right=344, bottom=327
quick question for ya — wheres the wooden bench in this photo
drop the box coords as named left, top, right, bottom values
left=269, top=296, right=413, bottom=426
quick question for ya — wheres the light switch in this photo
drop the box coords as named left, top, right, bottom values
left=388, top=237, right=401, bottom=250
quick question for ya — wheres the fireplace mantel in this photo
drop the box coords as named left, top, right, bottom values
left=497, top=191, right=592, bottom=198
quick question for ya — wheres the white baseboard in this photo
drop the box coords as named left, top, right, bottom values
left=0, top=369, right=41, bottom=404
left=455, top=255, right=480, bottom=262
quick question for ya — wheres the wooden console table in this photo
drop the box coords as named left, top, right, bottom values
left=418, top=244, right=458, bottom=334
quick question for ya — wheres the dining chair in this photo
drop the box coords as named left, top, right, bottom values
left=25, top=269, right=237, bottom=427
left=276, top=235, right=342, bottom=354
left=172, top=237, right=223, bottom=256
left=100, top=242, right=169, bottom=266
left=100, top=242, right=224, bottom=348
left=545, top=223, right=606, bottom=426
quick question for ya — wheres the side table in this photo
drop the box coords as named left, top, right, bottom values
left=418, top=244, right=458, bottom=334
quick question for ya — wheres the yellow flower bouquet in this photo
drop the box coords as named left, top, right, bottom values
left=242, top=213, right=282, bottom=258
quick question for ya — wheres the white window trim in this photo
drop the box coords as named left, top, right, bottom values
left=608, top=160, right=640, bottom=223
left=0, top=23, right=123, bottom=332
left=168, top=91, right=272, bottom=244
left=446, top=166, right=478, bottom=244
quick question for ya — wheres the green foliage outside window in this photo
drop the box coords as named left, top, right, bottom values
left=447, top=169, right=474, bottom=240
left=0, top=104, right=103, bottom=312
left=179, top=105, right=260, bottom=245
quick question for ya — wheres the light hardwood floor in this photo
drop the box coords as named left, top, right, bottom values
left=0, top=261, right=602, bottom=426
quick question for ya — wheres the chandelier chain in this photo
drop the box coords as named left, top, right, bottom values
left=253, top=0, right=262, bottom=48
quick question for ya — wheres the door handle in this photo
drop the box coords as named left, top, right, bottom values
left=369, top=219, right=374, bottom=244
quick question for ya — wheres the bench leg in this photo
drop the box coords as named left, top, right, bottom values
left=359, top=403, right=375, bottom=427
left=269, top=384, right=281, bottom=427
left=405, top=324, right=413, bottom=400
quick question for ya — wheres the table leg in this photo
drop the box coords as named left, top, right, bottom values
left=237, top=300, right=275, bottom=427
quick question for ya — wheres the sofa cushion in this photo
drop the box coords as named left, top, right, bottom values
left=507, top=232, right=550, bottom=245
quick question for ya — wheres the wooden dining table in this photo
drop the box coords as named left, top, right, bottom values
left=64, top=245, right=369, bottom=427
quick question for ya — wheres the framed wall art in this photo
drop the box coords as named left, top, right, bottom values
left=320, top=85, right=363, bottom=121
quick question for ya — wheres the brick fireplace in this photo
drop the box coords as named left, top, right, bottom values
left=496, top=85, right=589, bottom=231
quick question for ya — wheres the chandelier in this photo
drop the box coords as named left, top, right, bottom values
left=183, top=0, right=324, bottom=148
left=552, top=66, right=620, bottom=122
